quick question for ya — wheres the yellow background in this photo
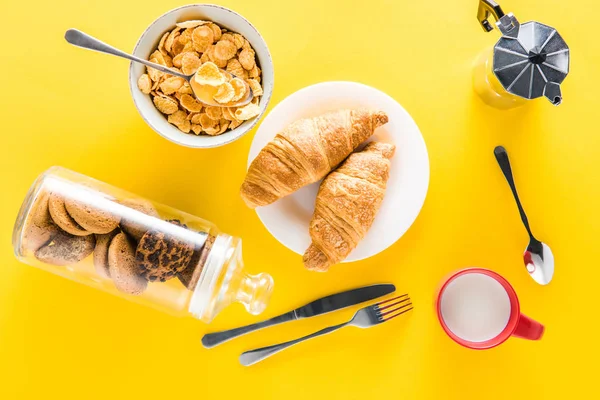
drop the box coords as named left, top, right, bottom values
left=0, top=0, right=598, bottom=398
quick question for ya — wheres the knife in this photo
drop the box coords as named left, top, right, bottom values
left=201, top=283, right=395, bottom=348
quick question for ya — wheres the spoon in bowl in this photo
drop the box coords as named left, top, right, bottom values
left=64, top=29, right=253, bottom=108
left=494, top=146, right=554, bottom=285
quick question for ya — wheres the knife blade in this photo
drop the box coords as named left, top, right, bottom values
left=201, top=283, right=395, bottom=348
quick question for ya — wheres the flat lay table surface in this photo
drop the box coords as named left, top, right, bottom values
left=1, top=0, right=599, bottom=398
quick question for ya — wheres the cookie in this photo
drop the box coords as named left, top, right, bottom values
left=119, top=198, right=159, bottom=241
left=35, top=230, right=96, bottom=266
left=108, top=232, right=147, bottom=295
left=48, top=192, right=91, bottom=236
left=93, top=230, right=119, bottom=279
left=178, top=234, right=216, bottom=290
left=20, top=189, right=60, bottom=254
left=64, top=198, right=120, bottom=234
left=136, top=219, right=194, bottom=282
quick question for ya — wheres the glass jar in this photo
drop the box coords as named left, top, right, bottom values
left=472, top=47, right=527, bottom=110
left=12, top=167, right=273, bottom=323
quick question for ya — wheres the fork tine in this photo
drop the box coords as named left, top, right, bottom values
left=379, top=300, right=412, bottom=317
left=374, top=294, right=408, bottom=308
left=375, top=295, right=410, bottom=313
left=380, top=305, right=413, bottom=322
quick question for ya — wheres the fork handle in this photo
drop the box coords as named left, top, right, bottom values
left=239, top=322, right=347, bottom=366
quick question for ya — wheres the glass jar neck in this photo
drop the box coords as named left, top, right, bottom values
left=188, top=235, right=273, bottom=322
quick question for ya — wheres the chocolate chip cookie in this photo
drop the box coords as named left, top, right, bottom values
left=136, top=220, right=194, bottom=282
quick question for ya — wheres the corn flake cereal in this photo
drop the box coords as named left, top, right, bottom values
left=194, top=62, right=226, bottom=86
left=214, top=40, right=237, bottom=61
left=229, top=119, right=243, bottom=129
left=180, top=94, right=203, bottom=113
left=235, top=103, right=260, bottom=121
left=238, top=48, right=255, bottom=70
left=226, top=59, right=247, bottom=79
left=220, top=33, right=235, bottom=43
left=143, top=20, right=264, bottom=135
left=192, top=25, right=214, bottom=53
left=230, top=78, right=247, bottom=102
left=209, top=23, right=222, bottom=41
left=181, top=52, right=202, bottom=75
left=205, top=106, right=223, bottom=120
left=176, top=20, right=210, bottom=29
left=213, top=82, right=235, bottom=104
left=191, top=123, right=203, bottom=135
left=246, top=79, right=263, bottom=97
left=200, top=113, right=218, bottom=130
left=153, top=95, right=179, bottom=115
left=137, top=74, right=152, bottom=94
left=159, top=77, right=185, bottom=95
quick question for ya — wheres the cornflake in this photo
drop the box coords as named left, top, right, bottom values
left=213, top=82, right=235, bottom=104
left=235, top=103, right=260, bottom=121
left=200, top=113, right=218, bottom=130
left=137, top=74, right=152, bottom=94
left=238, top=48, right=255, bottom=70
left=181, top=52, right=202, bottom=75
left=230, top=78, right=247, bottom=102
left=153, top=95, right=179, bottom=115
left=176, top=20, right=210, bottom=29
left=246, top=79, right=263, bottom=97
left=229, top=119, right=243, bottom=129
left=192, top=26, right=214, bottom=53
left=180, top=94, right=203, bottom=113
left=209, top=23, right=222, bottom=41
left=191, top=124, right=203, bottom=135
left=194, top=62, right=226, bottom=86
left=205, top=106, right=223, bottom=120
left=159, top=77, right=185, bottom=95
left=233, top=34, right=245, bottom=50
left=226, top=59, right=247, bottom=79
left=214, top=40, right=237, bottom=61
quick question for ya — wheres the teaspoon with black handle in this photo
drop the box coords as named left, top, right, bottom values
left=494, top=146, right=554, bottom=285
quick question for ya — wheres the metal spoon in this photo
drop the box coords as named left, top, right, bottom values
left=64, top=29, right=252, bottom=108
left=494, top=146, right=554, bottom=285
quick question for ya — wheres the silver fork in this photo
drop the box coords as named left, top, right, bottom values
left=239, top=294, right=412, bottom=366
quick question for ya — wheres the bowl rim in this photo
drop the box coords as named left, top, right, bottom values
left=128, top=3, right=274, bottom=149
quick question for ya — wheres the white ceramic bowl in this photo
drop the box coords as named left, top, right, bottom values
left=129, top=4, right=274, bottom=148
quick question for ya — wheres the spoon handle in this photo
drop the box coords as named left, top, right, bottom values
left=64, top=29, right=189, bottom=80
left=494, top=146, right=536, bottom=240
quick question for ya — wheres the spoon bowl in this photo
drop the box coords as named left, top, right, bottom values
left=64, top=29, right=253, bottom=108
left=494, top=146, right=554, bottom=285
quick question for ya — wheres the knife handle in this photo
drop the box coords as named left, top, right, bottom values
left=239, top=322, right=348, bottom=366
left=202, top=311, right=296, bottom=348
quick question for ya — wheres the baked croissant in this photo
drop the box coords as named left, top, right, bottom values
left=240, top=109, right=389, bottom=208
left=303, top=142, right=395, bottom=271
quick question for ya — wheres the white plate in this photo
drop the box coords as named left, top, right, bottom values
left=248, top=81, right=429, bottom=262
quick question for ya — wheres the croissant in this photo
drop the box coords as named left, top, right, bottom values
left=240, top=109, right=388, bottom=208
left=303, top=142, right=395, bottom=272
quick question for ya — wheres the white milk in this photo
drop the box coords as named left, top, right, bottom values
left=440, top=273, right=511, bottom=342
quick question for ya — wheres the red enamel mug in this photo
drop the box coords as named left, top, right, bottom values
left=436, top=268, right=544, bottom=349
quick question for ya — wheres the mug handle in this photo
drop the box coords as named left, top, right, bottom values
left=512, top=313, right=545, bottom=340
